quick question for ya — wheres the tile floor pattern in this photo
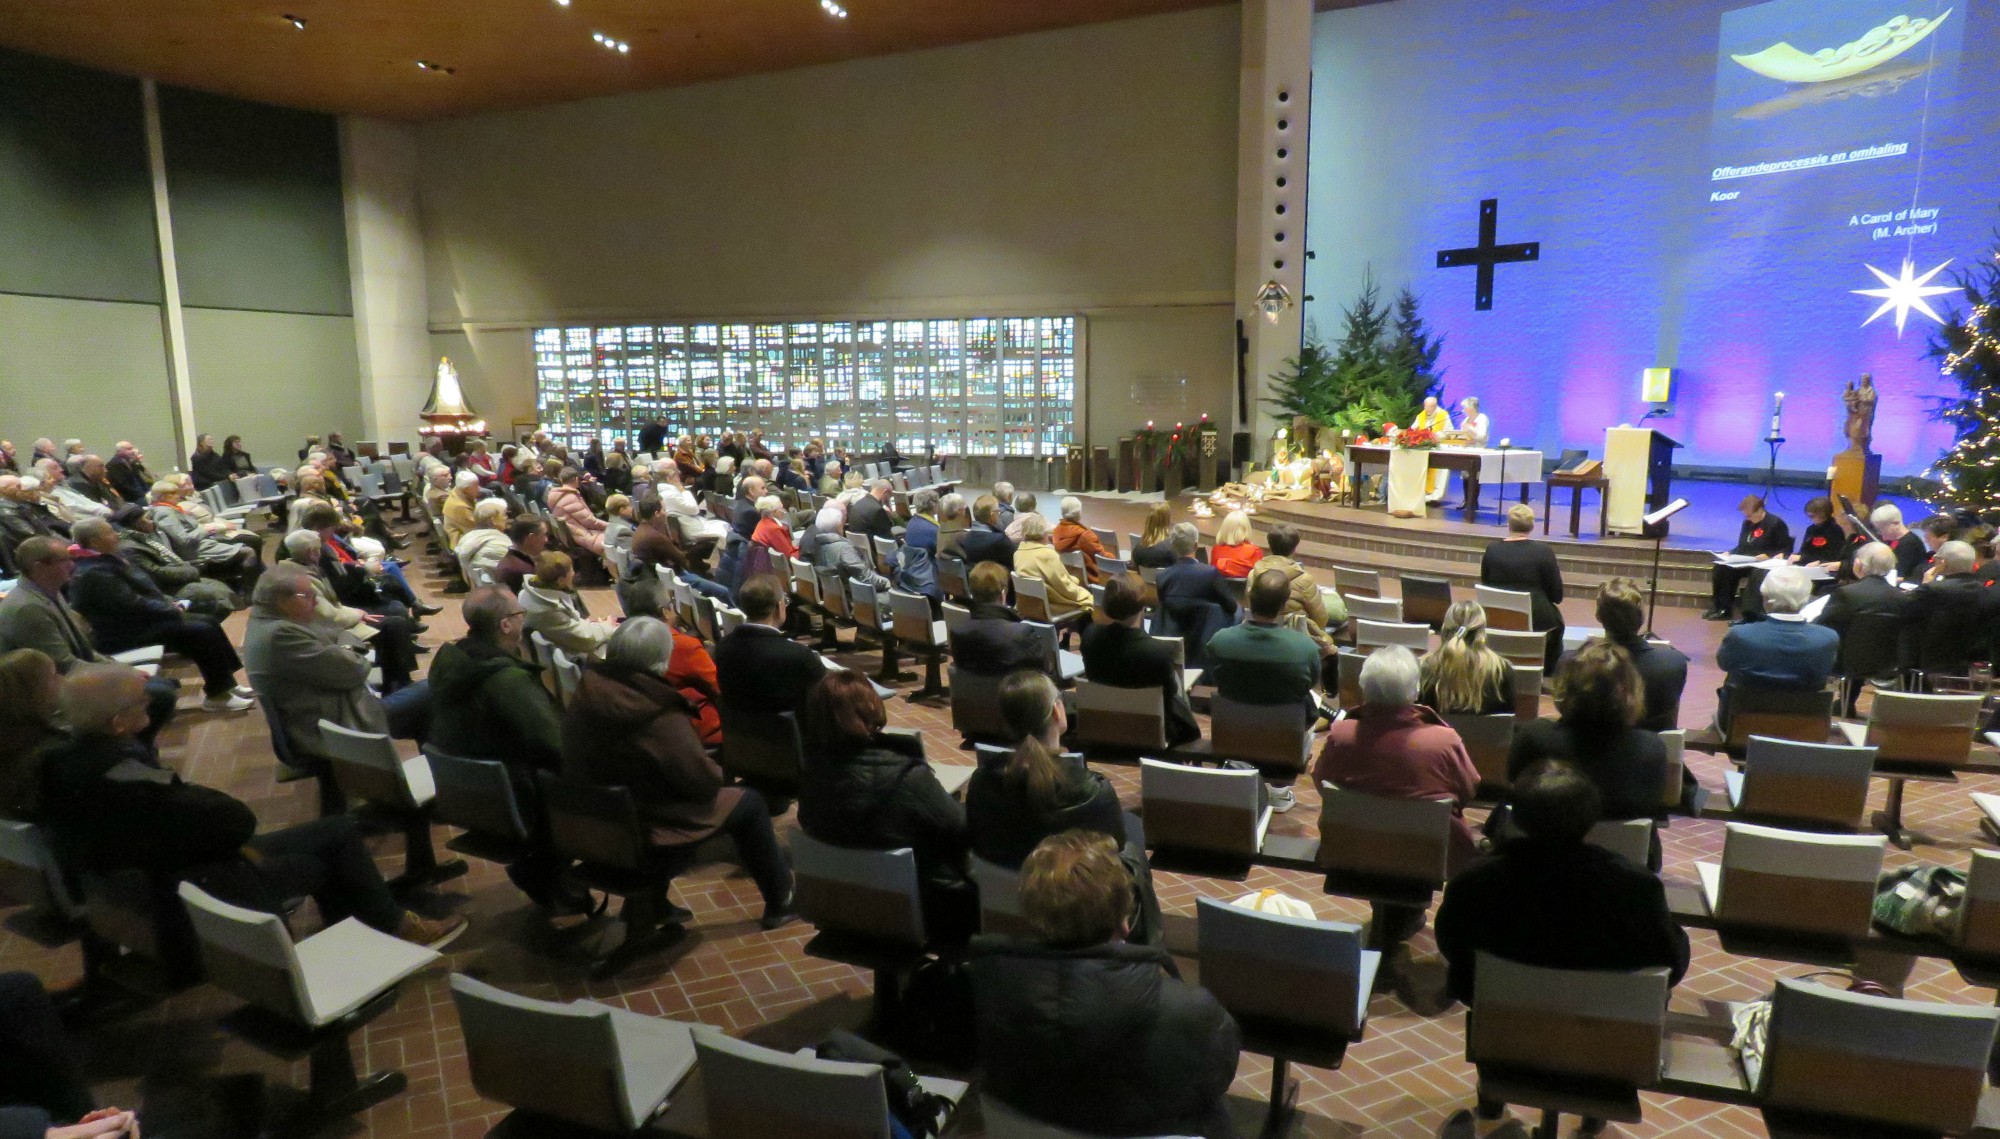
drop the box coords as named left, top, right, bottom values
left=4, top=498, right=1995, bottom=1139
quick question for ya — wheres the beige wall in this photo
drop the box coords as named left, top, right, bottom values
left=416, top=6, right=1242, bottom=442
left=183, top=309, right=363, bottom=463
left=0, top=294, right=177, bottom=465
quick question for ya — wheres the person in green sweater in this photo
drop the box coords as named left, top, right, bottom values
left=1201, top=569, right=1327, bottom=813
left=427, top=587, right=576, bottom=909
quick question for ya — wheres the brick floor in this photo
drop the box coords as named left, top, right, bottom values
left=6, top=496, right=1994, bottom=1139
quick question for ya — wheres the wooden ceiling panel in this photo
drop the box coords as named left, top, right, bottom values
left=0, top=0, right=1256, bottom=120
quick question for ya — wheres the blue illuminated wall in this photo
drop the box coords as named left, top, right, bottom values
left=1306, top=0, right=2000, bottom=476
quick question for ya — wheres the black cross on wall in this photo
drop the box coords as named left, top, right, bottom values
left=1436, top=198, right=1541, bottom=311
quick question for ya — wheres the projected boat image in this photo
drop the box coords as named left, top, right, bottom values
left=1733, top=58, right=1932, bottom=119
left=1731, top=9, right=1952, bottom=83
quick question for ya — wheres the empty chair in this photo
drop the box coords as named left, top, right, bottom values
left=450, top=973, right=697, bottom=1134
left=1074, top=679, right=1169, bottom=754
left=1756, top=977, right=1998, bottom=1135
left=949, top=667, right=1010, bottom=743
left=1584, top=819, right=1655, bottom=867
left=1092, top=553, right=1128, bottom=581
left=1485, top=629, right=1548, bottom=669
left=1956, top=849, right=2000, bottom=960
left=888, top=589, right=949, bottom=700
left=1334, top=566, right=1381, bottom=598
left=423, top=746, right=533, bottom=866
left=1399, top=574, right=1453, bottom=631
left=1657, top=729, right=1685, bottom=813
left=1838, top=690, right=1983, bottom=765
left=789, top=829, right=934, bottom=1018
left=1442, top=713, right=1515, bottom=790
left=870, top=535, right=899, bottom=577
left=1316, top=785, right=1454, bottom=934
left=1090, top=526, right=1119, bottom=555
left=1354, top=619, right=1430, bottom=654
left=0, top=818, right=82, bottom=921
left=1473, top=584, right=1534, bottom=631
left=1510, top=664, right=1543, bottom=720
left=1343, top=594, right=1401, bottom=624
left=1724, top=735, right=1876, bottom=830
left=536, top=772, right=694, bottom=977
left=315, top=721, right=467, bottom=891
left=1720, top=682, right=1833, bottom=750
left=1195, top=896, right=1378, bottom=1138
left=969, top=854, right=1034, bottom=938
left=177, top=882, right=440, bottom=1126
left=1696, top=822, right=1886, bottom=940
left=694, top=1025, right=967, bottom=1139
left=848, top=579, right=904, bottom=680
left=1466, top=954, right=1670, bottom=1136
left=1140, top=759, right=1269, bottom=859
left=1208, top=692, right=1313, bottom=778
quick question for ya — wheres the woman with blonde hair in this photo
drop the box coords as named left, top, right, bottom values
left=1208, top=509, right=1263, bottom=579
left=1131, top=501, right=1177, bottom=569
left=519, top=551, right=615, bottom=658
left=1419, top=601, right=1515, bottom=715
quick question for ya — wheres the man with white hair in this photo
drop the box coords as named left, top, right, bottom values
left=1870, top=502, right=1929, bottom=580
left=652, top=461, right=727, bottom=547
left=801, top=501, right=891, bottom=590
left=30, top=437, right=58, bottom=465
left=0, top=438, right=16, bottom=473
left=0, top=473, right=67, bottom=564
left=991, top=481, right=1018, bottom=531
left=1815, top=541, right=1906, bottom=714
left=1715, top=563, right=1840, bottom=732
left=1903, top=540, right=1997, bottom=674
left=34, top=458, right=102, bottom=525
left=64, top=454, right=124, bottom=509
left=105, top=440, right=155, bottom=504
left=817, top=459, right=844, bottom=497
left=1312, top=645, right=1480, bottom=957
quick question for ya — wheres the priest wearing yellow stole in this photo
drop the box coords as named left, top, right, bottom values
left=1412, top=395, right=1454, bottom=501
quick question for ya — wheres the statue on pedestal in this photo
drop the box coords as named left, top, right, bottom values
left=1833, top=372, right=1881, bottom=506
left=1841, top=373, right=1877, bottom=455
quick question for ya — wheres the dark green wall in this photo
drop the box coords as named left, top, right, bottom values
left=0, top=49, right=160, bottom=303
left=160, top=86, right=352, bottom=316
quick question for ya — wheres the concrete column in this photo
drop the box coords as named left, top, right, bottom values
left=141, top=79, right=197, bottom=467
left=339, top=117, right=435, bottom=446
left=1234, top=0, right=1313, bottom=459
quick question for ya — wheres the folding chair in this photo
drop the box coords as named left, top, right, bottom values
left=848, top=578, right=909, bottom=682
left=1333, top=566, right=1380, bottom=598
left=1720, top=682, right=1833, bottom=751
left=1354, top=619, right=1430, bottom=654
left=1208, top=692, right=1313, bottom=781
left=1074, top=679, right=1171, bottom=755
left=1696, top=822, right=1885, bottom=941
left=1196, top=896, right=1378, bottom=1137
left=969, top=855, right=1034, bottom=939
left=1442, top=712, right=1514, bottom=791
left=1839, top=691, right=1982, bottom=848
left=314, top=721, right=467, bottom=893
left=1474, top=584, right=1534, bottom=631
left=450, top=973, right=697, bottom=1133
left=1139, top=759, right=1269, bottom=860
left=1316, top=784, right=1453, bottom=951
left=536, top=772, right=695, bottom=978
left=789, top=829, right=931, bottom=1022
left=1399, top=574, right=1453, bottom=631
left=1468, top=954, right=1670, bottom=1138
left=889, top=589, right=949, bottom=701
left=1486, top=629, right=1548, bottom=669
left=720, top=710, right=806, bottom=796
left=1343, top=594, right=1401, bottom=625
left=695, top=1025, right=967, bottom=1139
left=178, top=882, right=440, bottom=1127
left=949, top=667, right=1010, bottom=744
left=1724, top=735, right=1876, bottom=831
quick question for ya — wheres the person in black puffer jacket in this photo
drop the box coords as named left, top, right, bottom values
left=969, top=831, right=1240, bottom=1139
left=797, top=670, right=974, bottom=945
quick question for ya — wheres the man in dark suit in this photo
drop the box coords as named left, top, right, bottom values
left=729, top=475, right=766, bottom=540
left=1153, top=523, right=1238, bottom=664
left=637, top=418, right=670, bottom=456
left=1704, top=494, right=1791, bottom=621
left=713, top=575, right=828, bottom=718
left=1594, top=578, right=1686, bottom=731
left=949, top=561, right=1046, bottom=677
left=1903, top=541, right=1997, bottom=676
left=960, top=494, right=1017, bottom=570
left=847, top=480, right=898, bottom=542
left=1815, top=541, right=1907, bottom=714
left=1080, top=575, right=1199, bottom=745
left=65, top=518, right=254, bottom=712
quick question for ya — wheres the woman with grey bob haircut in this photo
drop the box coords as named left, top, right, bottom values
left=604, top=615, right=676, bottom=675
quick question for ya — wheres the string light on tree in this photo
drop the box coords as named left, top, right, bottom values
left=1925, top=239, right=2000, bottom=509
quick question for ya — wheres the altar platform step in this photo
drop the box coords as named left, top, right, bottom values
left=1235, top=500, right=1716, bottom=610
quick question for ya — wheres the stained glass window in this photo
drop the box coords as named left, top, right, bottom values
left=527, top=316, right=1076, bottom=457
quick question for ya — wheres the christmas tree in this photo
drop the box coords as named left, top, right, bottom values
left=1927, top=242, right=2000, bottom=511
left=1266, top=325, right=1340, bottom=427
left=1384, top=286, right=1447, bottom=411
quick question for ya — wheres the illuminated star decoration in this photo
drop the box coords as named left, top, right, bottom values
left=1853, top=258, right=1956, bottom=336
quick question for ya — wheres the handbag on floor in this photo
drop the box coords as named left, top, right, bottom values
left=815, top=1029, right=953, bottom=1139
left=1872, top=863, right=1967, bottom=940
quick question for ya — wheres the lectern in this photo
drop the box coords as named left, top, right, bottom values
left=1603, top=427, right=1681, bottom=535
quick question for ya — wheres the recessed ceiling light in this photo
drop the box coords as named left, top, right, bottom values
left=592, top=32, right=630, bottom=52
left=283, top=13, right=306, bottom=29
left=555, top=0, right=571, bottom=5
left=820, top=0, right=848, bottom=17
left=416, top=60, right=455, bottom=74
